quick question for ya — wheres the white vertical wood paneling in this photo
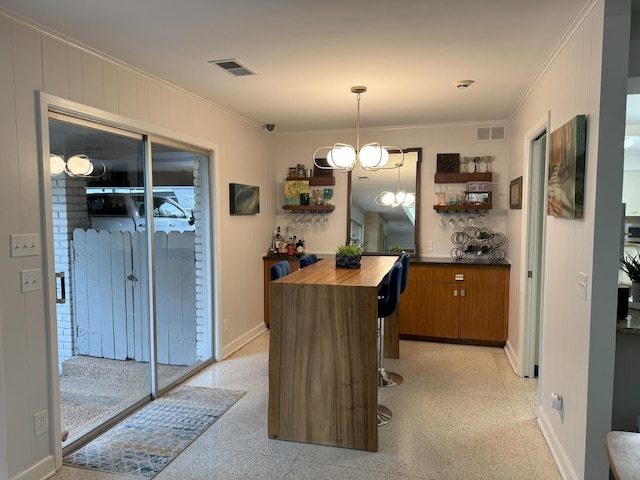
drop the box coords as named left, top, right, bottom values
left=67, top=46, right=83, bottom=103
left=103, top=61, right=119, bottom=113
left=147, top=79, right=163, bottom=125
left=0, top=9, right=274, bottom=477
left=117, top=67, right=138, bottom=119
left=0, top=16, right=14, bottom=477
left=81, top=51, right=105, bottom=110
left=136, top=76, right=150, bottom=123
left=10, top=20, right=53, bottom=468
left=42, top=35, right=70, bottom=99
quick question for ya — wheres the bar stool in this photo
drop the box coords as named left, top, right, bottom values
left=299, top=254, right=316, bottom=269
left=270, top=260, right=291, bottom=280
left=377, top=261, right=402, bottom=426
left=378, top=252, right=410, bottom=387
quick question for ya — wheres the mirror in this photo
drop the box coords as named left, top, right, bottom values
left=347, top=148, right=421, bottom=254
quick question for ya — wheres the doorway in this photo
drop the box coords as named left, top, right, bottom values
left=46, top=112, right=212, bottom=452
left=523, top=126, right=548, bottom=378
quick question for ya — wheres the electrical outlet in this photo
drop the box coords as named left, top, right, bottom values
left=34, top=410, right=48, bottom=437
left=223, top=318, right=228, bottom=333
left=21, top=268, right=41, bottom=293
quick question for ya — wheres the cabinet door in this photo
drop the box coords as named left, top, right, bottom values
left=398, top=270, right=417, bottom=334
left=415, top=280, right=459, bottom=338
left=458, top=268, right=508, bottom=342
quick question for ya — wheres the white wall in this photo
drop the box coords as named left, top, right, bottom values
left=506, top=1, right=630, bottom=478
left=275, top=125, right=510, bottom=258
left=0, top=13, right=275, bottom=480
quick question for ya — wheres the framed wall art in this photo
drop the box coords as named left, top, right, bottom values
left=509, top=176, right=523, bottom=209
left=229, top=183, right=260, bottom=215
left=547, top=114, right=586, bottom=219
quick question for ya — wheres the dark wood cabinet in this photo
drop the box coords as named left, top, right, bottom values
left=399, top=263, right=509, bottom=346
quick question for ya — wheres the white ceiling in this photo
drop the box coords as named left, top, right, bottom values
left=0, top=0, right=593, bottom=134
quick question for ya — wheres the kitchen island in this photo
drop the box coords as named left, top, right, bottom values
left=268, top=255, right=398, bottom=451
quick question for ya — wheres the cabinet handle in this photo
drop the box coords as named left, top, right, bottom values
left=460, top=289, right=466, bottom=297
left=454, top=290, right=458, bottom=297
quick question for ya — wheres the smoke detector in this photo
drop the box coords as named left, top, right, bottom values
left=453, top=80, right=475, bottom=89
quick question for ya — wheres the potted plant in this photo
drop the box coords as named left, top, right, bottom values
left=389, top=245, right=403, bottom=253
left=620, top=252, right=640, bottom=301
left=336, top=238, right=363, bottom=269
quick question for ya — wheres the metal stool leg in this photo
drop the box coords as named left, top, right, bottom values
left=378, top=316, right=403, bottom=387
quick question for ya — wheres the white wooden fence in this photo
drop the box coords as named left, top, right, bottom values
left=72, top=229, right=196, bottom=366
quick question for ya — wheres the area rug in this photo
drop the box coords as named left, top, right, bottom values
left=64, top=385, right=245, bottom=478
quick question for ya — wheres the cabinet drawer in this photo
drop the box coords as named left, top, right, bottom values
left=412, top=265, right=467, bottom=283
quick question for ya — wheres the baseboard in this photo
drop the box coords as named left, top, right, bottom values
left=10, top=454, right=55, bottom=480
left=537, top=406, right=579, bottom=480
left=220, top=323, right=267, bottom=360
left=503, top=339, right=520, bottom=376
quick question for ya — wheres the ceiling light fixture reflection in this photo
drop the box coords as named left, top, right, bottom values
left=49, top=153, right=107, bottom=178
left=624, top=137, right=634, bottom=149
left=313, top=86, right=404, bottom=172
left=375, top=166, right=415, bottom=208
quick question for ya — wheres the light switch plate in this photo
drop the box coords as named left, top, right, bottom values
left=10, top=234, right=40, bottom=257
left=21, top=269, right=41, bottom=293
left=425, top=240, right=433, bottom=252
left=577, top=272, right=588, bottom=300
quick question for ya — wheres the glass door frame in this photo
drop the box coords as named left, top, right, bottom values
left=37, top=92, right=220, bottom=467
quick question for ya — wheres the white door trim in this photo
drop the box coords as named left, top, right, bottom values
left=520, top=112, right=550, bottom=379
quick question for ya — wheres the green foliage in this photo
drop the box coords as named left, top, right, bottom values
left=389, top=245, right=403, bottom=252
left=336, top=244, right=362, bottom=255
left=620, top=253, right=640, bottom=282
left=336, top=236, right=363, bottom=255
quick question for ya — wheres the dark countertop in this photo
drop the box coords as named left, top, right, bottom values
left=263, top=253, right=510, bottom=267
left=408, top=256, right=511, bottom=267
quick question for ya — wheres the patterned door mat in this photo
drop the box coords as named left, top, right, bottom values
left=64, top=385, right=245, bottom=478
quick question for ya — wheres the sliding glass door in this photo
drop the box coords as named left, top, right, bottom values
left=47, top=114, right=212, bottom=451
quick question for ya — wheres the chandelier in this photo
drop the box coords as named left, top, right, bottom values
left=50, top=153, right=106, bottom=178
left=375, top=166, right=415, bottom=207
left=313, top=86, right=404, bottom=172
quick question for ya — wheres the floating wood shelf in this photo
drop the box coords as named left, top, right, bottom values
left=434, top=172, right=492, bottom=183
left=433, top=204, right=492, bottom=213
left=283, top=205, right=335, bottom=213
left=286, top=176, right=336, bottom=186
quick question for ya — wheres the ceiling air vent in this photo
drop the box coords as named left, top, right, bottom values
left=477, top=125, right=507, bottom=142
left=208, top=59, right=257, bottom=77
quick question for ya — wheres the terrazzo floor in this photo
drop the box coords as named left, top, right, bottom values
left=52, top=331, right=561, bottom=480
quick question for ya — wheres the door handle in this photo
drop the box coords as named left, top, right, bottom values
left=460, top=289, right=466, bottom=297
left=55, top=272, right=66, bottom=304
left=454, top=290, right=458, bottom=297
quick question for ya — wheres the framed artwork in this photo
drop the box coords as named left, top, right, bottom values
left=510, top=176, right=523, bottom=209
left=284, top=180, right=309, bottom=205
left=229, top=183, right=260, bottom=215
left=547, top=114, right=587, bottom=219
